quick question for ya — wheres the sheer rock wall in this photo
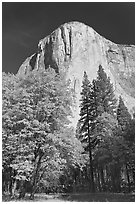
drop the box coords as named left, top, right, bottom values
left=18, top=22, right=135, bottom=126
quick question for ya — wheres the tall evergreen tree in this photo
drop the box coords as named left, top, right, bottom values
left=78, top=65, right=117, bottom=152
left=78, top=65, right=117, bottom=192
left=78, top=71, right=95, bottom=192
left=117, top=96, right=135, bottom=143
left=117, top=96, right=131, bottom=131
left=95, top=65, right=117, bottom=116
left=116, top=96, right=135, bottom=192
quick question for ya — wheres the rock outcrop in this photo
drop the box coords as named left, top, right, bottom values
left=17, top=21, right=135, bottom=126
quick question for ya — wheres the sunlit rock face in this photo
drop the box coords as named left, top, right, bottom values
left=17, top=21, right=135, bottom=126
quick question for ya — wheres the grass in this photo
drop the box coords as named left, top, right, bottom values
left=3, top=192, right=135, bottom=202
left=60, top=192, right=135, bottom=202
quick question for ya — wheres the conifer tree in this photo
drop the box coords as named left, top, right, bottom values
left=92, top=65, right=118, bottom=191
left=78, top=71, right=95, bottom=192
left=117, top=96, right=135, bottom=192
left=79, top=65, right=117, bottom=152
left=95, top=65, right=117, bottom=116
left=78, top=66, right=117, bottom=193
left=117, top=96, right=131, bottom=132
left=117, top=96, right=135, bottom=143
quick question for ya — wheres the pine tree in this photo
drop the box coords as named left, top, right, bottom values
left=117, top=96, right=135, bottom=143
left=117, top=96, right=131, bottom=132
left=78, top=71, right=95, bottom=192
left=117, top=96, right=135, bottom=192
left=79, top=66, right=117, bottom=152
left=91, top=65, right=119, bottom=192
left=78, top=66, right=118, bottom=193
left=95, top=65, right=117, bottom=116
left=93, top=112, right=120, bottom=192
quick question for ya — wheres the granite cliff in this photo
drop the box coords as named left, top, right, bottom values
left=17, top=21, right=135, bottom=126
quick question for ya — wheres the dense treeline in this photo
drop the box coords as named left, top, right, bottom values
left=2, top=68, right=85, bottom=199
left=2, top=66, right=135, bottom=199
left=76, top=65, right=135, bottom=193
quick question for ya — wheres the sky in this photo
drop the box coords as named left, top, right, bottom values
left=2, top=2, right=135, bottom=74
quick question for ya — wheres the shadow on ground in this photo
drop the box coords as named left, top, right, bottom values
left=3, top=192, right=135, bottom=202
left=60, top=193, right=135, bottom=202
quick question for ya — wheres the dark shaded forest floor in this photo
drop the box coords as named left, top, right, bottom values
left=3, top=192, right=135, bottom=202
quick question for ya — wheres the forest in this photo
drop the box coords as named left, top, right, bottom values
left=2, top=65, right=135, bottom=201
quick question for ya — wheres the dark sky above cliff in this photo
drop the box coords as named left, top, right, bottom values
left=3, top=2, right=135, bottom=74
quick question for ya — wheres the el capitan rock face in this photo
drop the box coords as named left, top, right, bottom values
left=17, top=21, right=135, bottom=126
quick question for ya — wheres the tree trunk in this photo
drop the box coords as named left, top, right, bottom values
left=8, top=167, right=13, bottom=196
left=87, top=106, right=95, bottom=193
left=30, top=188, right=36, bottom=200
left=84, top=166, right=89, bottom=191
left=11, top=180, right=17, bottom=198
left=132, top=167, right=135, bottom=189
left=126, top=164, right=131, bottom=193
left=111, top=165, right=121, bottom=193
left=30, top=153, right=43, bottom=199
left=73, top=170, right=77, bottom=193
left=115, top=166, right=121, bottom=193
left=97, top=170, right=101, bottom=192
left=89, top=149, right=95, bottom=192
left=100, top=168, right=105, bottom=191
left=111, top=176, right=116, bottom=192
left=9, top=179, right=12, bottom=196
left=19, top=180, right=26, bottom=199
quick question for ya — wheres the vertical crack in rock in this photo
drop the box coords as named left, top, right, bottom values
left=60, top=26, right=70, bottom=61
left=44, top=37, right=51, bottom=69
left=121, top=49, right=126, bottom=63
left=120, top=47, right=127, bottom=70
left=43, top=36, right=58, bottom=72
left=29, top=53, right=37, bottom=70
left=36, top=45, right=42, bottom=70
left=69, top=28, right=72, bottom=59
left=60, top=26, right=67, bottom=58
left=37, top=45, right=42, bottom=55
